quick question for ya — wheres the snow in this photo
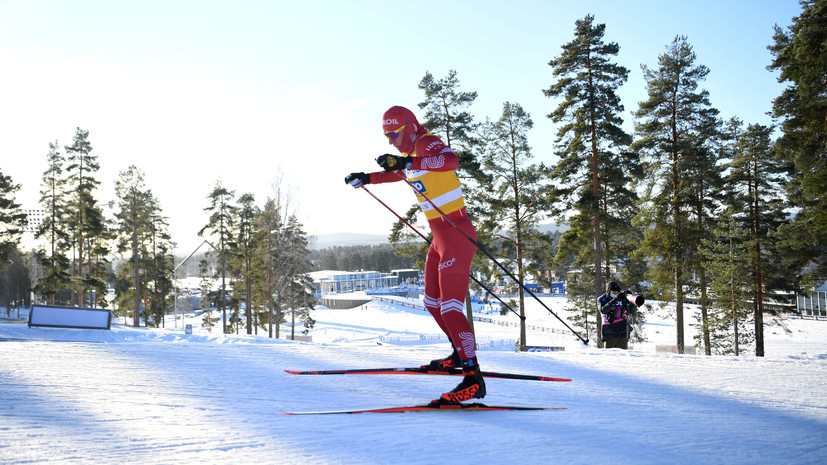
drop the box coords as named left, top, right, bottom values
left=1, top=297, right=826, bottom=465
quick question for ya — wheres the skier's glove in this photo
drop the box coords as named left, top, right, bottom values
left=345, top=172, right=369, bottom=188
left=376, top=154, right=412, bottom=172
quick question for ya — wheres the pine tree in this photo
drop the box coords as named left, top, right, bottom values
left=64, top=128, right=107, bottom=307
left=0, top=175, right=28, bottom=312
left=231, top=193, right=258, bottom=334
left=699, top=211, right=754, bottom=355
left=114, top=166, right=156, bottom=326
left=729, top=123, right=791, bottom=356
left=682, top=103, right=726, bottom=355
left=34, top=141, right=73, bottom=304
left=0, top=169, right=26, bottom=272
left=255, top=197, right=286, bottom=338
left=146, top=211, right=173, bottom=327
left=768, top=0, right=827, bottom=287
left=479, top=102, right=555, bottom=351
left=543, top=15, right=638, bottom=346
left=633, top=36, right=719, bottom=354
left=199, top=180, right=237, bottom=334
left=282, top=215, right=315, bottom=339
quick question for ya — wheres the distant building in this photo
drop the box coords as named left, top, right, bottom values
left=308, top=270, right=399, bottom=295
left=796, top=282, right=827, bottom=318
left=391, top=269, right=421, bottom=285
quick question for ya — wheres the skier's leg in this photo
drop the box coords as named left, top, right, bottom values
left=430, top=218, right=486, bottom=402
left=421, top=243, right=461, bottom=370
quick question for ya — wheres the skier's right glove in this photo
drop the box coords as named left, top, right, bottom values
left=345, top=172, right=369, bottom=188
left=376, top=154, right=412, bottom=172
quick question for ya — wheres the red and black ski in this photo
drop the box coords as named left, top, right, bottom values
left=284, top=367, right=571, bottom=382
left=282, top=402, right=565, bottom=415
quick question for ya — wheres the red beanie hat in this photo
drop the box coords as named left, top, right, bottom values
left=382, top=105, right=417, bottom=133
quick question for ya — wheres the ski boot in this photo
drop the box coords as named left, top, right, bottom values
left=434, top=358, right=486, bottom=404
left=421, top=349, right=461, bottom=371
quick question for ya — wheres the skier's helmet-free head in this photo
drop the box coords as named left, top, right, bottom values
left=607, top=281, right=621, bottom=295
left=382, top=105, right=420, bottom=153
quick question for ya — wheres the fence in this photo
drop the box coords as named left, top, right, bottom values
left=371, top=295, right=570, bottom=335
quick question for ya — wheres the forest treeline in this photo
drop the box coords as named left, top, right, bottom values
left=1, top=4, right=824, bottom=355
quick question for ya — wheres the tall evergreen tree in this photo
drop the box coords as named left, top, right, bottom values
left=768, top=0, right=827, bottom=287
left=632, top=36, right=719, bottom=354
left=282, top=214, right=315, bottom=340
left=0, top=169, right=26, bottom=271
left=199, top=180, right=237, bottom=334
left=64, top=128, right=106, bottom=307
left=682, top=102, right=726, bottom=356
left=479, top=102, right=554, bottom=351
left=146, top=211, right=173, bottom=327
left=232, top=193, right=258, bottom=335
left=0, top=170, right=29, bottom=313
left=699, top=211, right=754, bottom=355
left=543, top=15, right=638, bottom=345
left=255, top=197, right=287, bottom=338
left=729, top=123, right=791, bottom=356
left=34, top=141, right=72, bottom=304
left=114, top=166, right=156, bottom=326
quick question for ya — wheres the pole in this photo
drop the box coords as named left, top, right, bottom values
left=392, top=172, right=588, bottom=345
left=360, top=185, right=524, bottom=321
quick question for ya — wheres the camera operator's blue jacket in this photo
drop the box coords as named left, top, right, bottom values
left=598, top=292, right=637, bottom=340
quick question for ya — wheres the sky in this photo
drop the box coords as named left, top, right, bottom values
left=0, top=0, right=803, bottom=254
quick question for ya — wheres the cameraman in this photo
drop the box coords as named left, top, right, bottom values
left=598, top=281, right=639, bottom=349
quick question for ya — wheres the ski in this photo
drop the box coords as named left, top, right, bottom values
left=285, top=366, right=571, bottom=382
left=282, top=402, right=565, bottom=415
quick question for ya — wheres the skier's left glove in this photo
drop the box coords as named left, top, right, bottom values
left=376, top=154, right=412, bottom=172
left=345, top=172, right=369, bottom=188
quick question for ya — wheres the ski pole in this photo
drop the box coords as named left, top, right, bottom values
left=393, top=172, right=589, bottom=345
left=360, top=185, right=525, bottom=321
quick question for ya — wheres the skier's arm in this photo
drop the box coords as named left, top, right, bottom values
left=369, top=170, right=407, bottom=184
left=345, top=171, right=406, bottom=187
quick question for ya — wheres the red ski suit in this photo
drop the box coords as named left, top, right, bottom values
left=369, top=134, right=478, bottom=361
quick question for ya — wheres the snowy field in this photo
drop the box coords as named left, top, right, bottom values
left=1, top=296, right=826, bottom=465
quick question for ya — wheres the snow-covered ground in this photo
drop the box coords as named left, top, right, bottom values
left=1, top=296, right=825, bottom=464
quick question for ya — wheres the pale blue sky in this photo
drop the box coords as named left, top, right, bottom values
left=1, top=0, right=801, bottom=252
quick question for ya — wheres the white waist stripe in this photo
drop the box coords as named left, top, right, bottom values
left=419, top=187, right=463, bottom=212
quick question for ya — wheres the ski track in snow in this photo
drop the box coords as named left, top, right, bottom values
left=1, top=298, right=826, bottom=465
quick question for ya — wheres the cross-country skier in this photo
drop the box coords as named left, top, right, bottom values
left=344, top=105, right=484, bottom=403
